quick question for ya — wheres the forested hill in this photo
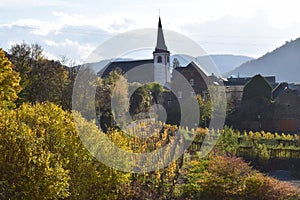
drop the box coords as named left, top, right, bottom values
left=225, top=38, right=300, bottom=82
left=197, top=54, right=253, bottom=74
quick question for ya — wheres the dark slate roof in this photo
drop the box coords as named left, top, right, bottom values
left=225, top=76, right=276, bottom=86
left=98, top=59, right=159, bottom=83
left=172, top=61, right=211, bottom=85
left=99, top=59, right=154, bottom=78
left=172, top=61, right=209, bottom=78
left=272, top=82, right=288, bottom=99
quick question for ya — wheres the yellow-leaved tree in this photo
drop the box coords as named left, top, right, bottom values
left=0, top=102, right=130, bottom=199
left=0, top=49, right=21, bottom=108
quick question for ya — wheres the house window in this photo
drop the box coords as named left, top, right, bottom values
left=157, top=56, right=162, bottom=63
left=178, top=91, right=182, bottom=99
left=167, top=56, right=170, bottom=63
left=190, top=78, right=194, bottom=86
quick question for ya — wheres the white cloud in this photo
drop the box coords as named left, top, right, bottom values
left=2, top=0, right=300, bottom=60
left=182, top=11, right=300, bottom=57
left=12, top=18, right=58, bottom=35
left=45, top=39, right=96, bottom=61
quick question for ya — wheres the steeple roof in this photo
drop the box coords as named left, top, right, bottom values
left=154, top=17, right=169, bottom=53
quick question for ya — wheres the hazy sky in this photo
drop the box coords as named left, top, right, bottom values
left=1, top=0, right=300, bottom=61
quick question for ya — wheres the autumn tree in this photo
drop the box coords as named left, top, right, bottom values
left=0, top=48, right=21, bottom=108
left=0, top=102, right=130, bottom=199
left=0, top=104, right=70, bottom=199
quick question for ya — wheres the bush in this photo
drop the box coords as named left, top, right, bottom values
left=182, top=155, right=300, bottom=200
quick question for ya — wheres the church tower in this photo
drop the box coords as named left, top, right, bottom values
left=153, top=17, right=171, bottom=85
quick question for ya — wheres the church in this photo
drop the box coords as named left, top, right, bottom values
left=99, top=17, right=211, bottom=98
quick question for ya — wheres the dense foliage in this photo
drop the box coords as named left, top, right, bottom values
left=0, top=103, right=129, bottom=199
left=0, top=49, right=21, bottom=108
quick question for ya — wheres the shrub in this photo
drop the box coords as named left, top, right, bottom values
left=182, top=155, right=300, bottom=200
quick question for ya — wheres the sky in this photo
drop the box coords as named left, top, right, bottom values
left=1, top=0, right=300, bottom=63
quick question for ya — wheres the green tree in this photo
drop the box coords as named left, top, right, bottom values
left=96, top=71, right=129, bottom=131
left=28, top=59, right=68, bottom=104
left=0, top=49, right=21, bottom=108
left=147, top=82, right=164, bottom=104
left=129, top=82, right=152, bottom=120
left=9, top=42, right=34, bottom=103
left=9, top=42, right=69, bottom=106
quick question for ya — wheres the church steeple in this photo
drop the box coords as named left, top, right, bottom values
left=153, top=16, right=171, bottom=85
left=154, top=17, right=169, bottom=53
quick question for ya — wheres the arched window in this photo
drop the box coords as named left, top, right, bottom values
left=157, top=56, right=162, bottom=63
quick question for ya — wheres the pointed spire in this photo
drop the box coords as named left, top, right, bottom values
left=155, top=17, right=169, bottom=53
left=158, top=17, right=162, bottom=28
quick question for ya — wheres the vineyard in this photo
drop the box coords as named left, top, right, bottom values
left=185, top=127, right=300, bottom=171
left=107, top=119, right=300, bottom=172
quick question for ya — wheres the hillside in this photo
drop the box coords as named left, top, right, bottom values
left=197, top=54, right=253, bottom=74
left=225, top=38, right=300, bottom=82
left=171, top=54, right=253, bottom=75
